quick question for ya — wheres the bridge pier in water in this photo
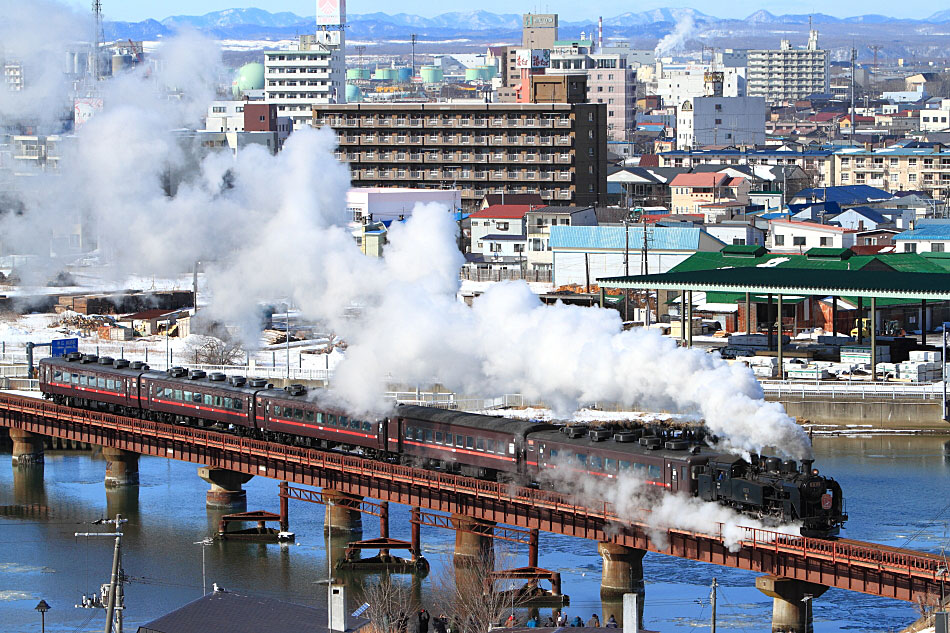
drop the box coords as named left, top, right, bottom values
left=9, top=429, right=44, bottom=466
left=198, top=467, right=252, bottom=510
left=103, top=447, right=139, bottom=487
left=756, top=575, right=828, bottom=633
left=598, top=542, right=645, bottom=629
left=451, top=513, right=494, bottom=566
left=322, top=488, right=363, bottom=535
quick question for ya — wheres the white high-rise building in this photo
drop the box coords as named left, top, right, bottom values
left=745, top=30, right=829, bottom=104
left=264, top=0, right=346, bottom=130
left=676, top=96, right=766, bottom=149
left=647, top=61, right=746, bottom=108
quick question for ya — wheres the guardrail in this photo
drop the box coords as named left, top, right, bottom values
left=759, top=379, right=945, bottom=400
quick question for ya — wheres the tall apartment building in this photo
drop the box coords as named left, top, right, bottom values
left=548, top=41, right=637, bottom=141
left=745, top=31, right=829, bottom=104
left=264, top=32, right=345, bottom=130
left=835, top=147, right=950, bottom=203
left=522, top=13, right=558, bottom=48
left=312, top=102, right=608, bottom=211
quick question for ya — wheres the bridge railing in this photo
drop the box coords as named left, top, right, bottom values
left=1, top=392, right=946, bottom=583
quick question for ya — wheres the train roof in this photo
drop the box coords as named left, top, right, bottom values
left=528, top=427, right=722, bottom=462
left=41, top=355, right=149, bottom=377
left=142, top=370, right=267, bottom=396
left=395, top=404, right=557, bottom=436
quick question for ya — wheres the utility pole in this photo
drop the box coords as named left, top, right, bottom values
left=710, top=577, right=718, bottom=633
left=641, top=216, right=650, bottom=326
left=623, top=216, right=630, bottom=322
left=850, top=47, right=856, bottom=147
left=75, top=514, right=127, bottom=633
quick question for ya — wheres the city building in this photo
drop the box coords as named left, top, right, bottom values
left=345, top=187, right=460, bottom=224
left=833, top=147, right=950, bottom=202
left=745, top=31, right=830, bottom=104
left=659, top=147, right=835, bottom=188
left=467, top=203, right=531, bottom=274
left=313, top=102, right=608, bottom=211
left=264, top=32, right=345, bottom=130
left=3, top=60, right=23, bottom=91
left=525, top=205, right=597, bottom=272
left=645, top=62, right=746, bottom=108
left=675, top=96, right=766, bottom=149
left=669, top=173, right=750, bottom=213
left=522, top=13, right=559, bottom=48
left=769, top=218, right=856, bottom=250
left=198, top=102, right=285, bottom=155
left=920, top=99, right=950, bottom=132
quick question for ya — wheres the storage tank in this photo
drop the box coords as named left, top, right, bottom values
left=345, top=84, right=363, bottom=102
left=111, top=54, right=133, bottom=75
left=465, top=66, right=496, bottom=82
left=395, top=66, right=412, bottom=82
left=231, top=62, right=265, bottom=98
left=420, top=65, right=443, bottom=84
left=373, top=67, right=396, bottom=81
left=347, top=68, right=371, bottom=81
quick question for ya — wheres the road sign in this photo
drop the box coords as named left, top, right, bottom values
left=51, top=338, right=79, bottom=357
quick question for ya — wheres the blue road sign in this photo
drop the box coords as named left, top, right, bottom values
left=51, top=338, right=79, bottom=356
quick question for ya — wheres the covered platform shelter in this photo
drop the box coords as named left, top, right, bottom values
left=597, top=267, right=950, bottom=381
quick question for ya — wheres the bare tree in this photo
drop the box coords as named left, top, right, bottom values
left=433, top=546, right=531, bottom=633
left=183, top=321, right=245, bottom=365
left=360, top=575, right=417, bottom=633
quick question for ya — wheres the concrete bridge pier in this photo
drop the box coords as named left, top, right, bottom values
left=103, top=447, right=139, bottom=487
left=322, top=489, right=363, bottom=535
left=450, top=513, right=494, bottom=566
left=9, top=429, right=44, bottom=466
left=198, top=467, right=252, bottom=510
left=598, top=542, right=645, bottom=628
left=755, top=575, right=828, bottom=633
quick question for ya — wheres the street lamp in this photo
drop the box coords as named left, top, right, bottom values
left=937, top=565, right=948, bottom=607
left=194, top=537, right=214, bottom=596
left=34, top=599, right=50, bottom=633
left=801, top=594, right=812, bottom=633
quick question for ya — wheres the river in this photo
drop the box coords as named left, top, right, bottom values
left=0, top=435, right=947, bottom=632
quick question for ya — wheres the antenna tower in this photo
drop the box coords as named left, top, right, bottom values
left=92, top=0, right=104, bottom=81
left=355, top=45, right=366, bottom=70
left=410, top=34, right=417, bottom=79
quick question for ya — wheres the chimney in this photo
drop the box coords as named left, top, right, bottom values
left=598, top=16, right=603, bottom=51
left=329, top=583, right=347, bottom=632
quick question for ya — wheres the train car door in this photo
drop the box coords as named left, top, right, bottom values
left=377, top=417, right=388, bottom=452
left=524, top=439, right=539, bottom=476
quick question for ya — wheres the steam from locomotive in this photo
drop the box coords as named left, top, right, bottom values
left=1, top=8, right=811, bottom=460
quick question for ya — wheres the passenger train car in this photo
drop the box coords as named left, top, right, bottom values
left=38, top=354, right=847, bottom=538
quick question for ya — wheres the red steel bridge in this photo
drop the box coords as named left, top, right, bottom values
left=0, top=392, right=946, bottom=608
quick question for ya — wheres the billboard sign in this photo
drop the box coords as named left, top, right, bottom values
left=523, top=14, right=557, bottom=28
left=316, top=0, right=345, bottom=26
left=516, top=49, right=551, bottom=69
left=51, top=338, right=79, bottom=356
left=74, top=97, right=104, bottom=131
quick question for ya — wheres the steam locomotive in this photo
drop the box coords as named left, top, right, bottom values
left=38, top=354, right=847, bottom=538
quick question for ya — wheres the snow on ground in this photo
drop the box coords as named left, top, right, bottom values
left=457, top=280, right=554, bottom=297
left=469, top=406, right=698, bottom=425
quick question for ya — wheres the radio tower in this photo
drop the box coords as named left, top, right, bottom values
left=92, top=0, right=104, bottom=81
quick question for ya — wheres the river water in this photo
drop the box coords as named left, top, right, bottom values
left=0, top=435, right=947, bottom=633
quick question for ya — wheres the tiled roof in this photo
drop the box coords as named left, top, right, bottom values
left=549, top=225, right=711, bottom=251
left=470, top=204, right=537, bottom=219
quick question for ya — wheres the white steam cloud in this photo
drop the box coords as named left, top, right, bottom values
left=654, top=15, right=696, bottom=57
left=1, top=3, right=812, bottom=461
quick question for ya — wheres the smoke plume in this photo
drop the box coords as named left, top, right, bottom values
left=0, top=2, right=812, bottom=461
left=654, top=15, right=696, bottom=57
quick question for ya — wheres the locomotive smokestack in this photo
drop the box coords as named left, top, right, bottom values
left=801, top=458, right=814, bottom=474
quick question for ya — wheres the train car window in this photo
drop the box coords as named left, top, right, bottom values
left=327, top=414, right=336, bottom=426
left=294, top=409, right=303, bottom=420
left=340, top=416, right=348, bottom=428
left=424, top=429, right=433, bottom=442
left=79, top=375, right=87, bottom=386
left=223, top=398, right=232, bottom=410
left=435, top=431, right=443, bottom=444
left=405, top=426, right=414, bottom=439
left=192, top=392, right=202, bottom=403
left=363, top=421, right=372, bottom=432
left=455, top=435, right=464, bottom=448
left=648, top=465, right=662, bottom=480
left=174, top=389, right=182, bottom=400
left=183, top=391, right=192, bottom=402
left=97, top=377, right=105, bottom=388
left=204, top=394, right=213, bottom=406
left=575, top=453, right=587, bottom=467
left=604, top=458, right=617, bottom=471
left=590, top=456, right=603, bottom=470
left=53, top=370, right=62, bottom=381
left=413, top=428, right=423, bottom=441
left=106, top=379, right=114, bottom=390
left=619, top=460, right=631, bottom=471
left=214, top=396, right=223, bottom=407
left=316, top=412, right=323, bottom=424
left=274, top=405, right=282, bottom=416
left=305, top=411, right=314, bottom=422
left=234, top=399, right=243, bottom=411
left=466, top=436, right=474, bottom=450
left=671, top=468, right=677, bottom=482
left=549, top=449, right=558, bottom=458
left=476, top=438, right=485, bottom=451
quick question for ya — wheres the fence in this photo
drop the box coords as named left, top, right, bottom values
left=759, top=379, right=945, bottom=401
left=459, top=268, right=552, bottom=283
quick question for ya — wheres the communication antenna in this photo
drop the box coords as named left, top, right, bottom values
left=75, top=514, right=128, bottom=633
left=410, top=34, right=417, bottom=79
left=92, top=0, right=104, bottom=81
left=355, top=45, right=366, bottom=71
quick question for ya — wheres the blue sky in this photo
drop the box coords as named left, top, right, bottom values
left=64, top=0, right=939, bottom=22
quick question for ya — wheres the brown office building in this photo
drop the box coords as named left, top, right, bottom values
left=312, top=102, right=608, bottom=211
